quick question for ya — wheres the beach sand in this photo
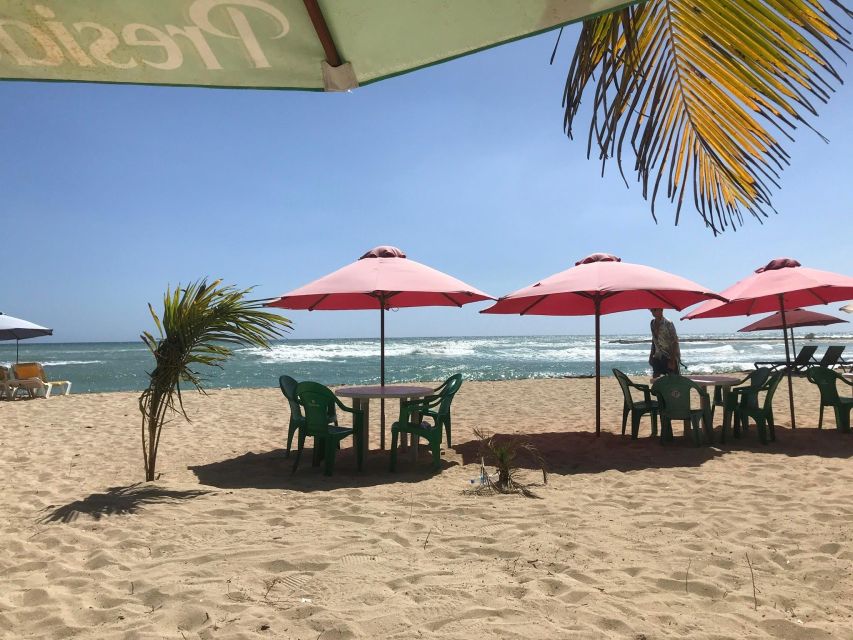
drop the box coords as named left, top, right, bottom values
left=2, top=376, right=852, bottom=639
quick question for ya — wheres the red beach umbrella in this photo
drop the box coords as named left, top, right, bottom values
left=738, top=308, right=847, bottom=356
left=684, top=258, right=853, bottom=428
left=481, top=253, right=724, bottom=434
left=266, top=246, right=492, bottom=446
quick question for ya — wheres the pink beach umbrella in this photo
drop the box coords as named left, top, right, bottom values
left=684, top=258, right=853, bottom=428
left=481, top=253, right=724, bottom=435
left=738, top=308, right=847, bottom=356
left=266, top=246, right=492, bottom=447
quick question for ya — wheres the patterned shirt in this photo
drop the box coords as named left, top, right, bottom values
left=650, top=317, right=679, bottom=359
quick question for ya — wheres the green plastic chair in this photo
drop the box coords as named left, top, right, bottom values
left=651, top=375, right=710, bottom=446
left=389, top=375, right=462, bottom=471
left=279, top=375, right=305, bottom=458
left=612, top=369, right=658, bottom=439
left=293, top=381, right=364, bottom=476
left=719, top=368, right=772, bottom=442
left=805, top=367, right=853, bottom=433
left=279, top=375, right=338, bottom=458
left=735, top=371, right=783, bottom=444
left=429, top=374, right=462, bottom=446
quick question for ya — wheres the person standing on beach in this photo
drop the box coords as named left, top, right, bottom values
left=649, top=308, right=681, bottom=376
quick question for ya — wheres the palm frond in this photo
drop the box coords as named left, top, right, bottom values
left=562, top=0, right=851, bottom=234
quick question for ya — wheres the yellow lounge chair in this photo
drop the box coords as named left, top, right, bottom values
left=0, top=365, right=42, bottom=399
left=11, top=362, right=71, bottom=398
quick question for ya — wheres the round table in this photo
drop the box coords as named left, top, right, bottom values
left=687, top=375, right=742, bottom=443
left=336, top=385, right=434, bottom=453
left=651, top=375, right=742, bottom=444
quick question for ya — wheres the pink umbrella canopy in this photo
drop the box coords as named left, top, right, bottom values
left=684, top=258, right=853, bottom=320
left=267, top=246, right=492, bottom=309
left=683, top=258, right=853, bottom=428
left=482, top=253, right=724, bottom=434
left=738, top=308, right=847, bottom=333
left=267, top=246, right=492, bottom=448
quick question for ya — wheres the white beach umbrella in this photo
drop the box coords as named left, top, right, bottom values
left=0, top=313, right=53, bottom=362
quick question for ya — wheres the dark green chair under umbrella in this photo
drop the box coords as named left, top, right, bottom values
left=279, top=375, right=338, bottom=458
left=651, top=375, right=710, bottom=446
left=805, top=367, right=853, bottom=433
left=718, top=367, right=772, bottom=442
left=293, top=382, right=363, bottom=476
left=389, top=374, right=462, bottom=471
left=734, top=371, right=784, bottom=444
left=613, top=369, right=658, bottom=439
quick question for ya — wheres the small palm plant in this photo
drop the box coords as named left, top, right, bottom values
left=139, top=279, right=290, bottom=481
left=467, top=428, right=548, bottom=498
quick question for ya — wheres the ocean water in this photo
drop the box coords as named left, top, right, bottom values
left=1, top=334, right=850, bottom=394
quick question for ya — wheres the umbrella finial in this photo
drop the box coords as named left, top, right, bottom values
left=360, top=246, right=406, bottom=260
left=756, top=257, right=801, bottom=273
left=575, top=253, right=621, bottom=266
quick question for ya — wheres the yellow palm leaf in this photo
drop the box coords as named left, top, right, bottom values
left=562, top=0, right=852, bottom=234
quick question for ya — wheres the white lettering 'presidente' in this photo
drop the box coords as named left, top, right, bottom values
left=0, top=0, right=292, bottom=72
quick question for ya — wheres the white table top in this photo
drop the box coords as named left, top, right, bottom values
left=686, top=375, right=742, bottom=387
left=336, top=384, right=434, bottom=399
left=651, top=375, right=741, bottom=387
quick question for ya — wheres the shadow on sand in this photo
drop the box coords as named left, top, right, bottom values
left=189, top=446, right=459, bottom=492
left=188, top=423, right=853, bottom=491
left=40, top=484, right=211, bottom=523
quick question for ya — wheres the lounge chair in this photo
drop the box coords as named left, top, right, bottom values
left=754, top=345, right=817, bottom=374
left=10, top=362, right=71, bottom=398
left=805, top=367, right=853, bottom=432
left=613, top=369, right=658, bottom=439
left=811, top=345, right=846, bottom=369
left=292, top=381, right=363, bottom=476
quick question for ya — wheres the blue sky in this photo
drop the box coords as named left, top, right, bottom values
left=2, top=24, right=851, bottom=342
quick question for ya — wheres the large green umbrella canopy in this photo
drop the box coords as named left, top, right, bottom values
left=0, top=0, right=632, bottom=90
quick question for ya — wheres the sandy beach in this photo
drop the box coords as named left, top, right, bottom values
left=2, top=376, right=852, bottom=639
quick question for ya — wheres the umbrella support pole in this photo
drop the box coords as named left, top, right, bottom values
left=595, top=298, right=601, bottom=436
left=780, top=299, right=796, bottom=429
left=380, top=303, right=386, bottom=449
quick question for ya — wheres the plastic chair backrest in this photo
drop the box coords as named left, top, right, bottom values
left=279, top=375, right=302, bottom=418
left=437, top=374, right=462, bottom=415
left=817, top=346, right=845, bottom=367
left=652, top=375, right=703, bottom=420
left=793, top=346, right=819, bottom=366
left=761, top=371, right=784, bottom=410
left=612, top=369, right=634, bottom=407
left=749, top=367, right=772, bottom=388
left=12, top=362, right=43, bottom=381
left=295, top=381, right=339, bottom=436
left=806, top=367, right=841, bottom=405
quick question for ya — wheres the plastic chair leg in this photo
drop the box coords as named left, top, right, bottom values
left=756, top=418, right=768, bottom=445
left=389, top=429, right=399, bottom=472
left=292, top=432, right=307, bottom=473
left=651, top=411, right=658, bottom=437
left=835, top=407, right=851, bottom=433
left=631, top=412, right=642, bottom=439
left=286, top=423, right=297, bottom=458
left=818, top=405, right=824, bottom=429
left=430, top=438, right=441, bottom=470
left=444, top=415, right=452, bottom=448
left=689, top=417, right=702, bottom=447
left=323, top=438, right=337, bottom=476
left=621, top=405, right=629, bottom=436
